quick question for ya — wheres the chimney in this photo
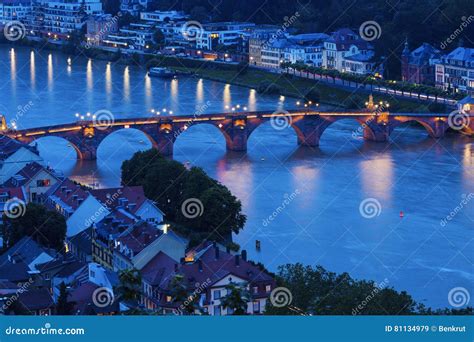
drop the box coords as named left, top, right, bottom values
left=215, top=246, right=220, bottom=260
left=198, top=259, right=203, bottom=272
left=235, top=254, right=240, bottom=267
left=241, top=250, right=247, bottom=261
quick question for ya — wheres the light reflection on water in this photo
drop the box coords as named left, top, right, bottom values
left=1, top=46, right=473, bottom=308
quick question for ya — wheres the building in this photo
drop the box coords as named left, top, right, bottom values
left=139, top=243, right=276, bottom=315
left=401, top=42, right=441, bottom=85
left=434, top=46, right=474, bottom=94
left=4, top=162, right=62, bottom=202
left=67, top=227, right=93, bottom=263
left=92, top=210, right=137, bottom=270
left=85, top=14, right=118, bottom=47
left=120, top=0, right=149, bottom=16
left=322, top=28, right=375, bottom=73
left=195, top=22, right=255, bottom=52
left=0, top=186, right=27, bottom=225
left=248, top=26, right=280, bottom=66
left=140, top=10, right=188, bottom=23
left=113, top=222, right=186, bottom=271
left=91, top=186, right=164, bottom=225
left=103, top=22, right=154, bottom=51
left=260, top=38, right=287, bottom=69
left=45, top=178, right=111, bottom=237
left=28, top=0, right=103, bottom=40
left=0, top=0, right=31, bottom=23
left=0, top=135, right=42, bottom=185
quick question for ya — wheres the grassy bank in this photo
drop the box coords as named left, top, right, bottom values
left=148, top=58, right=444, bottom=112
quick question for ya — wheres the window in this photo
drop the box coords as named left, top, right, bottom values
left=36, top=179, right=51, bottom=187
left=214, top=305, right=221, bottom=316
left=253, top=301, right=260, bottom=313
left=213, top=289, right=221, bottom=300
left=166, top=295, right=172, bottom=303
left=253, top=286, right=258, bottom=294
left=265, top=285, right=271, bottom=293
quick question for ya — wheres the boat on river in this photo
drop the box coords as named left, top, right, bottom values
left=148, top=67, right=176, bottom=79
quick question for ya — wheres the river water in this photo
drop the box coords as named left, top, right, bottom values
left=1, top=46, right=472, bottom=309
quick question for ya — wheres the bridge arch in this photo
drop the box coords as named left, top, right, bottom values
left=247, top=118, right=303, bottom=149
left=173, top=122, right=232, bottom=153
left=317, top=117, right=378, bottom=144
left=96, top=127, right=159, bottom=159
left=25, top=135, right=85, bottom=160
left=389, top=118, right=443, bottom=139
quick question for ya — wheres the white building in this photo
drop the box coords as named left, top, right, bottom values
left=140, top=10, right=188, bottom=23
left=29, top=0, right=103, bottom=39
left=435, top=47, right=474, bottom=94
left=322, top=28, right=375, bottom=73
left=4, top=162, right=61, bottom=202
left=0, top=135, right=43, bottom=185
left=0, top=0, right=31, bottom=23
left=103, top=22, right=154, bottom=51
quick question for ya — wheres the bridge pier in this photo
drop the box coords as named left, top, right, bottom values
left=293, top=116, right=332, bottom=147
left=223, top=119, right=250, bottom=152
left=430, top=119, right=450, bottom=138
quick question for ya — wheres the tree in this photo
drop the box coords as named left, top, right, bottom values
left=122, top=149, right=247, bottom=239
left=221, top=282, right=250, bottom=315
left=168, top=274, right=201, bottom=315
left=115, top=269, right=142, bottom=303
left=153, top=30, right=165, bottom=46
left=56, top=282, right=75, bottom=315
left=2, top=203, right=67, bottom=251
left=199, top=185, right=246, bottom=239
left=265, top=263, right=418, bottom=315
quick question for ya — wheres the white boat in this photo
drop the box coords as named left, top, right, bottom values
left=148, top=67, right=176, bottom=79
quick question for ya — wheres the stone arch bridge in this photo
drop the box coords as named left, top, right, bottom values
left=2, top=110, right=473, bottom=160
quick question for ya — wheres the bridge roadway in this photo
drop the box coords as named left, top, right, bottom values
left=3, top=109, right=473, bottom=160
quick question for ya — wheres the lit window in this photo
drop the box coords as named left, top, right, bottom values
left=265, top=285, right=271, bottom=293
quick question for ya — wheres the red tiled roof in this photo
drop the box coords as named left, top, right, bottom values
left=49, top=178, right=89, bottom=210
left=116, top=222, right=162, bottom=255
left=141, top=251, right=177, bottom=287
left=0, top=186, right=26, bottom=202
left=90, top=186, right=148, bottom=214
left=181, top=246, right=274, bottom=288
left=5, top=162, right=57, bottom=187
